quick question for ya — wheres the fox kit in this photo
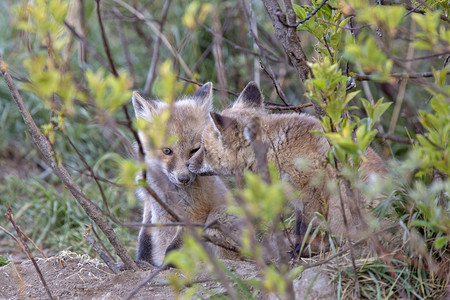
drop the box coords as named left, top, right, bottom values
left=187, top=82, right=386, bottom=256
left=132, top=83, right=239, bottom=266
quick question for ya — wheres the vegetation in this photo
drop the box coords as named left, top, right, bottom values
left=0, top=0, right=449, bottom=298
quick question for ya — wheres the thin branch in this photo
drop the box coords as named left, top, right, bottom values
left=121, top=221, right=213, bottom=228
left=65, top=135, right=112, bottom=218
left=177, top=76, right=239, bottom=96
left=240, top=0, right=291, bottom=106
left=125, top=264, right=167, bottom=300
left=64, top=21, right=112, bottom=72
left=0, top=53, right=138, bottom=271
left=259, top=61, right=290, bottom=106
left=6, top=207, right=54, bottom=300
left=95, top=0, right=118, bottom=76
left=84, top=227, right=120, bottom=274
left=404, top=0, right=427, bottom=17
left=336, top=177, right=361, bottom=299
left=353, top=71, right=444, bottom=81
left=401, top=1, right=450, bottom=24
left=376, top=132, right=414, bottom=144
left=186, top=225, right=240, bottom=300
left=143, top=0, right=171, bottom=95
left=142, top=185, right=181, bottom=222
left=211, top=9, right=229, bottom=107
left=91, top=225, right=116, bottom=263
left=300, top=223, right=401, bottom=271
left=265, top=103, right=313, bottom=110
left=113, top=0, right=193, bottom=78
left=395, top=52, right=450, bottom=62
left=198, top=23, right=281, bottom=63
left=316, top=17, right=369, bottom=31
left=114, top=5, right=136, bottom=87
left=293, top=0, right=329, bottom=27
left=388, top=21, right=415, bottom=138
left=0, top=225, right=24, bottom=252
left=19, top=228, right=48, bottom=258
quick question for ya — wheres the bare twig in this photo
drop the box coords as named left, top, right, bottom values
left=203, top=234, right=241, bottom=254
left=404, top=0, right=428, bottom=17
left=198, top=23, right=281, bottom=63
left=130, top=0, right=153, bottom=53
left=211, top=9, right=229, bottom=106
left=292, top=0, right=329, bottom=27
left=19, top=228, right=48, bottom=258
left=402, top=1, right=450, bottom=23
left=114, top=5, right=136, bottom=87
left=300, top=223, right=401, bottom=271
left=143, top=0, right=171, bottom=95
left=113, top=0, right=193, bottom=78
left=125, top=264, right=167, bottom=300
left=0, top=225, right=24, bottom=252
left=177, top=76, right=239, bottom=96
left=84, top=227, right=120, bottom=274
left=91, top=225, right=116, bottom=263
left=0, top=53, right=138, bottom=271
left=259, top=61, right=290, bottom=106
left=316, top=17, right=369, bottom=31
left=388, top=21, right=415, bottom=138
left=336, top=178, right=361, bottom=299
left=376, top=132, right=414, bottom=144
left=187, top=226, right=240, bottom=300
left=353, top=71, right=445, bottom=81
left=95, top=0, right=118, bottom=76
left=65, top=135, right=112, bottom=218
left=64, top=21, right=112, bottom=72
left=6, top=207, right=54, bottom=300
left=265, top=103, right=313, bottom=110
left=142, top=185, right=181, bottom=222
left=240, top=0, right=291, bottom=106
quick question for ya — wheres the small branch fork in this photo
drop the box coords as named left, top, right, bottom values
left=0, top=53, right=138, bottom=271
left=83, top=226, right=120, bottom=274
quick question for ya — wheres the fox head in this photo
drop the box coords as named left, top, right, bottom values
left=133, top=82, right=213, bottom=186
left=187, top=82, right=264, bottom=176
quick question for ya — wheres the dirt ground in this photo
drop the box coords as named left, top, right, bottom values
left=0, top=251, right=335, bottom=299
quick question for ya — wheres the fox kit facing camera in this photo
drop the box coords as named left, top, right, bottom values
left=187, top=82, right=386, bottom=256
left=132, top=83, right=240, bottom=266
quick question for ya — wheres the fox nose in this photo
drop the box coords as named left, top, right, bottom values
left=178, top=174, right=190, bottom=184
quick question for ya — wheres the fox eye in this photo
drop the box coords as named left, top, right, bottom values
left=162, top=148, right=173, bottom=155
left=190, top=147, right=200, bottom=155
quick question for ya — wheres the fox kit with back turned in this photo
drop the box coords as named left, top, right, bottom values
left=187, top=82, right=386, bottom=256
left=132, top=83, right=240, bottom=266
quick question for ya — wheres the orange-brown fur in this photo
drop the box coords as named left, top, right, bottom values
left=187, top=82, right=386, bottom=256
left=133, top=83, right=240, bottom=266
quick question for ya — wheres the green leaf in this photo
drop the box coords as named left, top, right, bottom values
left=293, top=4, right=307, bottom=20
left=372, top=99, right=392, bottom=125
left=434, top=236, right=449, bottom=249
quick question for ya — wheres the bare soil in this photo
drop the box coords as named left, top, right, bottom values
left=0, top=251, right=335, bottom=299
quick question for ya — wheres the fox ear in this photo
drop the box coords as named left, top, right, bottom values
left=209, top=112, right=233, bottom=135
left=192, top=82, right=213, bottom=111
left=132, top=91, right=160, bottom=120
left=233, top=81, right=264, bottom=109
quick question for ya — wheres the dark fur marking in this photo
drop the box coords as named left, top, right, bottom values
left=136, top=230, right=154, bottom=265
left=192, top=82, right=212, bottom=100
left=210, top=112, right=234, bottom=132
left=240, top=82, right=263, bottom=107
